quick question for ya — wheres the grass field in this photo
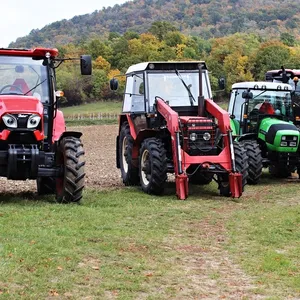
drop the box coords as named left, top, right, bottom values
left=0, top=175, right=299, bottom=299
left=60, top=101, right=122, bottom=117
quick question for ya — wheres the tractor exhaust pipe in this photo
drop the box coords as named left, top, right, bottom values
left=198, top=64, right=204, bottom=117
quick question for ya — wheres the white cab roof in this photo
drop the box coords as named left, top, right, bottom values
left=126, top=61, right=207, bottom=74
left=232, top=81, right=292, bottom=91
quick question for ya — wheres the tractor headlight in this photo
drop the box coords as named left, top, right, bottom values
left=2, top=114, right=17, bottom=128
left=27, top=114, right=41, bottom=128
left=189, top=133, right=197, bottom=142
left=203, top=132, right=211, bottom=141
left=280, top=141, right=287, bottom=147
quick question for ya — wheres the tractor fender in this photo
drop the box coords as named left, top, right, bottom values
left=58, top=131, right=83, bottom=143
left=237, top=133, right=256, bottom=142
left=53, top=110, right=66, bottom=142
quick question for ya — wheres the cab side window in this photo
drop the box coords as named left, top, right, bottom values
left=122, top=73, right=145, bottom=112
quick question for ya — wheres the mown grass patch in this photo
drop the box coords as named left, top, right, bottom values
left=0, top=178, right=299, bottom=298
left=60, top=101, right=122, bottom=116
left=65, top=119, right=117, bottom=127
left=227, top=175, right=300, bottom=298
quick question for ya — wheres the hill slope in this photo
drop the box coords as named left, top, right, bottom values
left=10, top=0, right=300, bottom=48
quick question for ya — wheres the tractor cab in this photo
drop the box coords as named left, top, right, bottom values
left=113, top=61, right=212, bottom=116
left=228, top=82, right=293, bottom=135
left=265, top=68, right=300, bottom=125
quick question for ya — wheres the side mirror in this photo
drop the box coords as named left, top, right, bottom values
left=110, top=78, right=119, bottom=90
left=218, top=77, right=226, bottom=90
left=242, top=91, right=253, bottom=99
left=80, top=55, right=92, bottom=75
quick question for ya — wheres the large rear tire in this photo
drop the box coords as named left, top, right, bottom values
left=55, top=137, right=85, bottom=204
left=139, top=138, right=167, bottom=195
left=241, top=140, right=262, bottom=184
left=218, top=141, right=248, bottom=197
left=119, top=122, right=139, bottom=186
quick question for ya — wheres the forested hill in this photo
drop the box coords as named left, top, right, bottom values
left=10, top=0, right=300, bottom=48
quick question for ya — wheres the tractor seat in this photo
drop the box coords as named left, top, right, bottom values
left=10, top=78, right=32, bottom=95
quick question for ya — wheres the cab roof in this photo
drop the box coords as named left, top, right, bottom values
left=231, top=81, right=292, bottom=91
left=0, top=47, right=59, bottom=58
left=126, top=61, right=207, bottom=74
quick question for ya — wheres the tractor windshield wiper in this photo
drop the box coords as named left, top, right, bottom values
left=175, top=69, right=196, bottom=106
left=252, top=90, right=267, bottom=100
left=24, top=79, right=47, bottom=96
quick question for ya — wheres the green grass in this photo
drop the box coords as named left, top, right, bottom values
left=0, top=177, right=299, bottom=298
left=65, top=119, right=118, bottom=127
left=60, top=101, right=122, bottom=116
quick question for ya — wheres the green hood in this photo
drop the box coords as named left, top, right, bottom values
left=258, top=118, right=300, bottom=152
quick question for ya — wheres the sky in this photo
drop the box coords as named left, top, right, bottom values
left=0, top=0, right=129, bottom=48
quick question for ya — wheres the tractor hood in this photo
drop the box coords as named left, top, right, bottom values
left=258, top=117, right=300, bottom=152
left=0, top=95, right=44, bottom=116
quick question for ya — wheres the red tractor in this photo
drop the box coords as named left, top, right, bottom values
left=111, top=61, right=248, bottom=200
left=0, top=48, right=92, bottom=203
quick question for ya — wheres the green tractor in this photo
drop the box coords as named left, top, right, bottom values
left=228, top=81, right=300, bottom=183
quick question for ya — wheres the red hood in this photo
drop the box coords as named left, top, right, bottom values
left=0, top=95, right=43, bottom=116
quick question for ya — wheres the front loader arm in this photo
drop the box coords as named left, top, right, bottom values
left=155, top=98, right=188, bottom=199
left=205, top=98, right=231, bottom=134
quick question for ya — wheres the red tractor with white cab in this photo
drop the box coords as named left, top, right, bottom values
left=0, top=48, right=92, bottom=203
left=111, top=61, right=248, bottom=200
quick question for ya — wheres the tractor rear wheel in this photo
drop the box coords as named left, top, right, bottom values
left=241, top=140, right=262, bottom=184
left=139, top=138, right=167, bottom=195
left=37, top=177, right=55, bottom=195
left=55, top=137, right=85, bottom=204
left=119, top=122, right=139, bottom=185
left=218, top=141, right=248, bottom=197
left=188, top=165, right=213, bottom=185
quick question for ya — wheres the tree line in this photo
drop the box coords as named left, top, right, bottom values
left=56, top=22, right=300, bottom=106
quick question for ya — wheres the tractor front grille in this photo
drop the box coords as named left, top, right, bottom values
left=183, top=118, right=217, bottom=155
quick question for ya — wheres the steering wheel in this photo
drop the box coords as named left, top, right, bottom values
left=0, top=85, right=23, bottom=94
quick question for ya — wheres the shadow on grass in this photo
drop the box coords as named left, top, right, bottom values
left=0, top=191, right=56, bottom=205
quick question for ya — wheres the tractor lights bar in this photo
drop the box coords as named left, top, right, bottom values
left=280, top=135, right=298, bottom=147
left=1, top=113, right=41, bottom=129
left=146, top=62, right=207, bottom=71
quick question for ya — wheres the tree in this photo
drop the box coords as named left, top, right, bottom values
left=149, top=21, right=177, bottom=41
left=253, top=41, right=291, bottom=80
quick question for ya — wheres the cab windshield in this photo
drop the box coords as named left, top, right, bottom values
left=147, top=71, right=211, bottom=110
left=229, top=88, right=293, bottom=121
left=0, top=56, right=50, bottom=103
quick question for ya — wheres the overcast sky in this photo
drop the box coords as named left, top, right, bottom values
left=0, top=0, right=129, bottom=48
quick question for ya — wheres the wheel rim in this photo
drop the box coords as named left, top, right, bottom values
left=141, top=149, right=150, bottom=186
left=122, top=136, right=129, bottom=173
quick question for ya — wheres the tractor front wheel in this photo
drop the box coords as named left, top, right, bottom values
left=139, top=138, right=167, bottom=195
left=55, top=137, right=85, bottom=204
left=241, top=140, right=262, bottom=184
left=218, top=141, right=248, bottom=197
left=119, top=122, right=139, bottom=185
